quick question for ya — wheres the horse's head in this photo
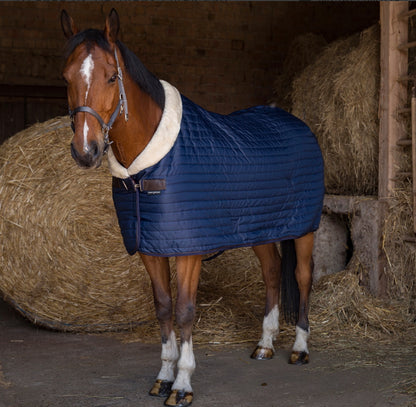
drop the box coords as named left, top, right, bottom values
left=61, top=9, right=128, bottom=169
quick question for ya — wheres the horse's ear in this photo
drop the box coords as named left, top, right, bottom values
left=104, top=8, right=120, bottom=44
left=61, top=10, right=78, bottom=39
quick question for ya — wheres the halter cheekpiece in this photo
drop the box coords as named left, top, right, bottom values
left=69, top=48, right=129, bottom=153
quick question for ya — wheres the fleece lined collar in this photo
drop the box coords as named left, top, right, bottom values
left=107, top=80, right=182, bottom=179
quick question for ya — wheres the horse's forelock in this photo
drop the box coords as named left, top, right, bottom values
left=64, top=29, right=112, bottom=61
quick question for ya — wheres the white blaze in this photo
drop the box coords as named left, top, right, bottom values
left=82, top=121, right=89, bottom=152
left=80, top=54, right=94, bottom=150
left=80, top=53, right=94, bottom=102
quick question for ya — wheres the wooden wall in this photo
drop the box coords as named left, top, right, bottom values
left=0, top=1, right=379, bottom=143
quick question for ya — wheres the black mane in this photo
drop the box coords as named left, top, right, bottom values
left=64, top=29, right=165, bottom=110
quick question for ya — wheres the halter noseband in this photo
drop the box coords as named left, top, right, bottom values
left=69, top=48, right=129, bottom=153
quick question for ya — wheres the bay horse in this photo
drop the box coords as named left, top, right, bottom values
left=61, top=9, right=324, bottom=407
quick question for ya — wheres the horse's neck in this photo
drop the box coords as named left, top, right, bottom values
left=109, top=79, right=163, bottom=169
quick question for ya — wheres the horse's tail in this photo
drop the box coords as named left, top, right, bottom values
left=280, top=239, right=299, bottom=324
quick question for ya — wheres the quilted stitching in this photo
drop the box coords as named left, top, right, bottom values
left=112, top=95, right=324, bottom=256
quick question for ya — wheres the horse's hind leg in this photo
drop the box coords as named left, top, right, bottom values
left=251, top=243, right=281, bottom=360
left=139, top=254, right=178, bottom=398
left=290, top=232, right=314, bottom=365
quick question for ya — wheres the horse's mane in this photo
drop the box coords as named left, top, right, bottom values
left=64, top=29, right=165, bottom=110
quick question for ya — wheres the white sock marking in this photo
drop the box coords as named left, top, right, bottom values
left=258, top=305, right=279, bottom=350
left=157, top=331, right=179, bottom=382
left=292, top=325, right=310, bottom=353
left=172, top=338, right=195, bottom=393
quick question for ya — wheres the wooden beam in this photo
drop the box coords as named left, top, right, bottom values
left=396, top=138, right=412, bottom=146
left=397, top=107, right=411, bottom=115
left=0, top=85, right=66, bottom=99
left=397, top=40, right=416, bottom=51
left=379, top=1, right=409, bottom=200
left=398, top=8, right=416, bottom=20
left=412, top=87, right=416, bottom=233
left=398, top=74, right=416, bottom=83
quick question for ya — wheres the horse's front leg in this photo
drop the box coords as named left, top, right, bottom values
left=165, top=255, right=201, bottom=407
left=140, top=254, right=178, bottom=398
left=251, top=243, right=281, bottom=360
left=290, top=233, right=314, bottom=365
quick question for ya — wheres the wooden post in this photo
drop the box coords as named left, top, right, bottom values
left=377, top=2, right=409, bottom=297
left=412, top=87, right=416, bottom=233
left=379, top=1, right=408, bottom=200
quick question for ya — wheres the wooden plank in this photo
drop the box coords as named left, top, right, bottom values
left=25, top=98, right=67, bottom=126
left=0, top=99, right=25, bottom=143
left=377, top=2, right=409, bottom=298
left=398, top=74, right=416, bottom=83
left=398, top=8, right=416, bottom=19
left=412, top=87, right=416, bottom=233
left=396, top=138, right=412, bottom=146
left=379, top=1, right=409, bottom=201
left=0, top=85, right=66, bottom=99
left=397, top=40, right=416, bottom=51
left=398, top=107, right=411, bottom=115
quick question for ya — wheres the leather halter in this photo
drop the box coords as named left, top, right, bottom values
left=69, top=48, right=129, bottom=153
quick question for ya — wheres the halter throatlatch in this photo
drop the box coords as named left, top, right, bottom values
left=69, top=48, right=129, bottom=153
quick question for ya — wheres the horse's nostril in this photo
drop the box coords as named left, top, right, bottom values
left=71, top=140, right=101, bottom=168
left=70, top=142, right=80, bottom=161
left=90, top=140, right=100, bottom=159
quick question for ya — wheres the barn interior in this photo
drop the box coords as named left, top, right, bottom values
left=0, top=2, right=379, bottom=141
left=0, top=2, right=415, bottom=404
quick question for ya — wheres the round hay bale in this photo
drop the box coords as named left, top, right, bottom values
left=0, top=117, right=269, bottom=340
left=272, top=33, right=327, bottom=111
left=291, top=25, right=380, bottom=196
left=0, top=117, right=154, bottom=332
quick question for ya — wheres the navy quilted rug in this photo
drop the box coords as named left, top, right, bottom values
left=112, top=92, right=324, bottom=256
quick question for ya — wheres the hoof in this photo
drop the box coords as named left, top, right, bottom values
left=289, top=351, right=309, bottom=365
left=149, top=379, right=173, bottom=398
left=164, top=389, right=193, bottom=407
left=250, top=346, right=274, bottom=360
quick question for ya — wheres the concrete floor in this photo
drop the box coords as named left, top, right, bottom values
left=0, top=299, right=414, bottom=407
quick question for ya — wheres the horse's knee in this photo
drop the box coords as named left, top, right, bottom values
left=154, top=297, right=172, bottom=323
left=176, top=302, right=196, bottom=329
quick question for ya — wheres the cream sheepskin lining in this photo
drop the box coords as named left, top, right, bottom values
left=107, top=80, right=182, bottom=179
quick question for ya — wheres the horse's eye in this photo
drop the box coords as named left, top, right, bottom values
left=109, top=74, right=117, bottom=83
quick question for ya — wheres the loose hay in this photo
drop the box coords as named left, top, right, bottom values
left=383, top=181, right=416, bottom=312
left=310, top=269, right=414, bottom=345
left=291, top=25, right=380, bottom=196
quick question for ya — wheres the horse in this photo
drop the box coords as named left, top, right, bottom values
left=61, top=9, right=324, bottom=407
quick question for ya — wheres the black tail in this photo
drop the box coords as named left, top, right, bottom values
left=281, top=239, right=299, bottom=324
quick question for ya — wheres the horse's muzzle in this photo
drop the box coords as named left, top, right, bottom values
left=71, top=140, right=102, bottom=169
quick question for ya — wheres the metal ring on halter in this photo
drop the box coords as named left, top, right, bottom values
left=68, top=48, right=129, bottom=154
